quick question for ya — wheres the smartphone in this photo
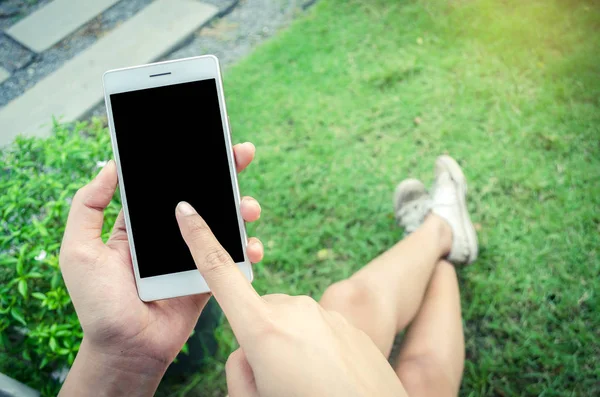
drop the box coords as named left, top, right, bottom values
left=102, top=55, right=252, bottom=302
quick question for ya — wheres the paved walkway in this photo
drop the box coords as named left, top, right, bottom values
left=0, top=0, right=314, bottom=147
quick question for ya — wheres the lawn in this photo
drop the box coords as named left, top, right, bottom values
left=1, top=0, right=598, bottom=395
left=168, top=0, right=600, bottom=395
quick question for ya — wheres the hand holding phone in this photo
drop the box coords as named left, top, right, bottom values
left=58, top=145, right=263, bottom=396
left=175, top=203, right=408, bottom=397
left=103, top=55, right=251, bottom=301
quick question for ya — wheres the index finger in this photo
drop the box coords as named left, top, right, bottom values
left=175, top=201, right=267, bottom=344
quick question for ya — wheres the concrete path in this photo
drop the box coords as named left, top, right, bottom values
left=0, top=66, right=9, bottom=85
left=0, top=0, right=218, bottom=146
left=0, top=0, right=315, bottom=147
left=7, top=0, right=120, bottom=53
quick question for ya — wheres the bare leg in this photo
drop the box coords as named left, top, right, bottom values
left=319, top=214, right=452, bottom=356
left=320, top=155, right=473, bottom=395
left=395, top=260, right=465, bottom=397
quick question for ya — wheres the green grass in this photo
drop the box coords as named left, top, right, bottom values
left=160, top=0, right=600, bottom=395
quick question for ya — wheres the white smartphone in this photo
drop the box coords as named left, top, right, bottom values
left=102, top=55, right=252, bottom=302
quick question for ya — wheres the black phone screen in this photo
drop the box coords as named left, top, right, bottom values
left=109, top=79, right=245, bottom=278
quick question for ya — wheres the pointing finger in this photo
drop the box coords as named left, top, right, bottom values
left=175, top=201, right=267, bottom=345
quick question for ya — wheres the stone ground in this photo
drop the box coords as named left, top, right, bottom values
left=0, top=0, right=317, bottom=136
left=0, top=0, right=155, bottom=106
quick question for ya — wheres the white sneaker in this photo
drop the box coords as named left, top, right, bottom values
left=393, top=179, right=431, bottom=234
left=431, top=155, right=478, bottom=265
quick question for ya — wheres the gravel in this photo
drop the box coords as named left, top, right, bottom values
left=89, top=0, right=315, bottom=118
left=0, top=0, right=156, bottom=107
left=166, top=0, right=308, bottom=69
left=0, top=35, right=33, bottom=71
left=0, top=0, right=54, bottom=30
left=0, top=0, right=316, bottom=111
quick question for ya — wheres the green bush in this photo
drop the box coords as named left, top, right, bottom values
left=0, top=119, right=118, bottom=394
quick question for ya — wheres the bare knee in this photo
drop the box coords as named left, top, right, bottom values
left=320, top=278, right=382, bottom=314
left=320, top=278, right=397, bottom=356
left=396, top=356, right=459, bottom=397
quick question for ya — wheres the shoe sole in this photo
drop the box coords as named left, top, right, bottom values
left=436, top=155, right=478, bottom=264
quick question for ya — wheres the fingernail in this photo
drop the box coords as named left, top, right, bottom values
left=105, top=159, right=115, bottom=171
left=95, top=159, right=114, bottom=177
left=177, top=201, right=197, bottom=216
left=242, top=142, right=255, bottom=150
left=243, top=197, right=261, bottom=213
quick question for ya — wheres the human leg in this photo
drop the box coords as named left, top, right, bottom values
left=319, top=214, right=452, bottom=356
left=320, top=155, right=477, bottom=360
left=394, top=260, right=465, bottom=397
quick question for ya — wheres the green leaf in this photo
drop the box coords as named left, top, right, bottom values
left=39, top=357, right=49, bottom=369
left=51, top=273, right=60, bottom=289
left=18, top=279, right=28, bottom=298
left=49, top=337, right=57, bottom=352
left=33, top=218, right=49, bottom=237
left=18, top=243, right=28, bottom=260
left=57, top=348, right=70, bottom=356
left=10, top=307, right=26, bottom=326
left=32, top=292, right=46, bottom=300
left=0, top=257, right=18, bottom=266
left=47, top=242, right=61, bottom=251
left=3, top=203, right=16, bottom=217
left=16, top=256, right=24, bottom=276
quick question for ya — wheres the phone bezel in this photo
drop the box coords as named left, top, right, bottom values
left=102, top=55, right=252, bottom=302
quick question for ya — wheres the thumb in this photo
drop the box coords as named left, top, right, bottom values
left=226, top=348, right=259, bottom=397
left=63, top=160, right=118, bottom=247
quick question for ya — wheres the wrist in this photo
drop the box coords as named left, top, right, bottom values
left=59, top=338, right=168, bottom=397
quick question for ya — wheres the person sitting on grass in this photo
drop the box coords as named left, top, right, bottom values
left=58, top=141, right=477, bottom=397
